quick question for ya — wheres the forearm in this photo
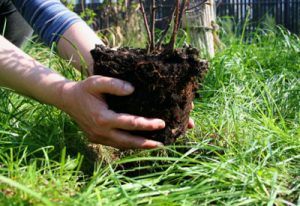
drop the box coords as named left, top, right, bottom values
left=57, top=21, right=105, bottom=75
left=12, top=0, right=104, bottom=75
left=0, top=35, right=69, bottom=109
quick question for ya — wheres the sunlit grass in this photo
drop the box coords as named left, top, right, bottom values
left=0, top=27, right=299, bottom=205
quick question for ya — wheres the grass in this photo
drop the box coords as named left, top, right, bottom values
left=0, top=27, right=299, bottom=205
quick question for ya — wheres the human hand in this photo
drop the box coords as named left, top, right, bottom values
left=188, top=102, right=195, bottom=129
left=60, top=76, right=165, bottom=149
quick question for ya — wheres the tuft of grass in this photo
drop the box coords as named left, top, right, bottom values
left=0, top=27, right=299, bottom=205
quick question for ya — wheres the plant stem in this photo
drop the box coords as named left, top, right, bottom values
left=150, top=0, right=156, bottom=51
left=178, top=0, right=187, bottom=30
left=168, top=0, right=181, bottom=51
left=139, top=0, right=152, bottom=52
left=157, top=4, right=176, bottom=49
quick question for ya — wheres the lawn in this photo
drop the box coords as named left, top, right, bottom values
left=0, top=27, right=299, bottom=205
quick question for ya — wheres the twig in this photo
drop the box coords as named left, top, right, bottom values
left=178, top=0, right=188, bottom=28
left=150, top=0, right=156, bottom=51
left=138, top=0, right=152, bottom=51
left=168, top=0, right=181, bottom=51
left=185, top=0, right=208, bottom=13
left=139, top=0, right=188, bottom=53
left=157, top=4, right=176, bottom=49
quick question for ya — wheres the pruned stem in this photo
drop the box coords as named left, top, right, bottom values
left=157, top=4, right=176, bottom=49
left=150, top=0, right=156, bottom=51
left=168, top=0, right=181, bottom=51
left=139, top=0, right=152, bottom=51
left=138, top=0, right=188, bottom=53
left=178, top=0, right=188, bottom=29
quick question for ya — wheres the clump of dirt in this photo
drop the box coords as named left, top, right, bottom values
left=91, top=45, right=208, bottom=144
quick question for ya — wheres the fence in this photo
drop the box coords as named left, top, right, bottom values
left=216, top=0, right=300, bottom=34
left=71, top=0, right=300, bottom=35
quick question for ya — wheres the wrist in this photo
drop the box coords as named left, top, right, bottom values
left=56, top=81, right=77, bottom=113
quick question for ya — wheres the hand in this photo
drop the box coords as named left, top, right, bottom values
left=60, top=76, right=165, bottom=149
left=188, top=117, right=195, bottom=129
left=188, top=102, right=195, bottom=129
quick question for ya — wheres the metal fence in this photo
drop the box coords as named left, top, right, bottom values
left=217, top=0, right=300, bottom=34
left=72, top=0, right=300, bottom=34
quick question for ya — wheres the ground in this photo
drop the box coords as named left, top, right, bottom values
left=0, top=27, right=299, bottom=205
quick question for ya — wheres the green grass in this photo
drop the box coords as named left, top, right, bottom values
left=0, top=27, right=299, bottom=205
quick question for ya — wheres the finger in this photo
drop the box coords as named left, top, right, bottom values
left=188, top=117, right=195, bottom=129
left=102, top=110, right=165, bottom=131
left=86, top=76, right=134, bottom=96
left=191, top=102, right=194, bottom=110
left=108, top=130, right=164, bottom=149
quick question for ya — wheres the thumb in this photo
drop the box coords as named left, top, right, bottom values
left=85, top=75, right=134, bottom=96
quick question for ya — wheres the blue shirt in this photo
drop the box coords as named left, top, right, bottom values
left=12, top=0, right=82, bottom=46
left=0, top=0, right=16, bottom=15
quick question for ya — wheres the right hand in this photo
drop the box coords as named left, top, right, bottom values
left=60, top=76, right=165, bottom=150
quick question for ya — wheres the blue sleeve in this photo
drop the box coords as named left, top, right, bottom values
left=12, top=0, right=83, bottom=47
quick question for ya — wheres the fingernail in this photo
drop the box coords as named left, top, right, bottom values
left=124, top=83, right=134, bottom=92
left=155, top=120, right=165, bottom=127
left=156, top=142, right=164, bottom=148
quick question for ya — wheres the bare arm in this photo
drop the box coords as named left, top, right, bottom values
left=57, top=21, right=104, bottom=75
left=0, top=35, right=68, bottom=108
left=0, top=35, right=165, bottom=149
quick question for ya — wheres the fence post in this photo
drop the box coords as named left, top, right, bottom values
left=186, top=0, right=216, bottom=58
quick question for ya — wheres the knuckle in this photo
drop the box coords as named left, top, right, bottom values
left=100, top=77, right=128, bottom=94
left=102, top=77, right=122, bottom=91
left=109, top=78, right=116, bottom=88
left=95, top=113, right=108, bottom=127
left=86, top=76, right=113, bottom=92
left=84, top=76, right=97, bottom=90
left=108, top=77, right=124, bottom=90
left=100, top=76, right=113, bottom=86
left=129, top=117, right=140, bottom=129
left=86, top=76, right=97, bottom=84
left=148, top=123, right=157, bottom=130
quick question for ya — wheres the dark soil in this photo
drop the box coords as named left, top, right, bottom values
left=91, top=45, right=208, bottom=144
